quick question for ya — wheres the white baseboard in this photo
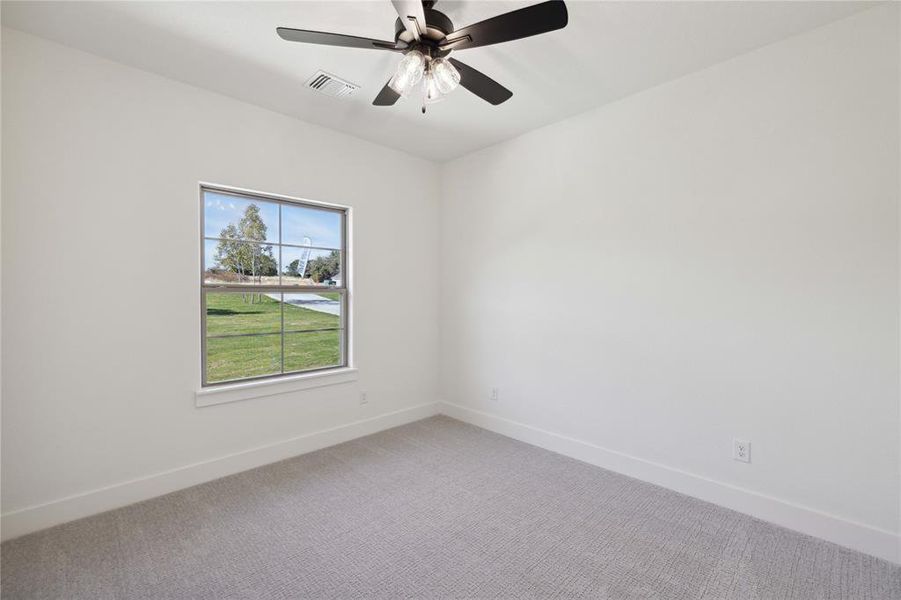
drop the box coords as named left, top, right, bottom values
left=1, top=402, right=440, bottom=542
left=439, top=401, right=900, bottom=565
left=5, top=399, right=897, bottom=565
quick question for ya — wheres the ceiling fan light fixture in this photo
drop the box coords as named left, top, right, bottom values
left=431, top=57, right=461, bottom=94
left=423, top=69, right=444, bottom=104
left=388, top=50, right=425, bottom=95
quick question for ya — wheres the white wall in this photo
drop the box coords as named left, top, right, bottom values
left=1, top=28, right=440, bottom=536
left=440, top=6, right=900, bottom=560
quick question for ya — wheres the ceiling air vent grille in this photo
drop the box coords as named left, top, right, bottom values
left=306, top=71, right=360, bottom=98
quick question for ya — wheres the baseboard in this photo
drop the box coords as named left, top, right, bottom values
left=5, top=400, right=896, bottom=564
left=439, top=401, right=900, bottom=564
left=1, top=401, right=440, bottom=542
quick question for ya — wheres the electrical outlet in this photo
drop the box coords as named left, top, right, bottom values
left=360, top=392, right=368, bottom=405
left=490, top=388, right=499, bottom=402
left=733, top=439, right=751, bottom=463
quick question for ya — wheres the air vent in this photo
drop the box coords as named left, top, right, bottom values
left=306, top=71, right=360, bottom=98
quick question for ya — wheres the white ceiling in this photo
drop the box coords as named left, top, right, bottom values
left=1, top=1, right=877, bottom=161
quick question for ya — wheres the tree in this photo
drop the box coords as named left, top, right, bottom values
left=238, top=204, right=275, bottom=285
left=258, top=253, right=278, bottom=277
left=305, top=250, right=340, bottom=283
left=214, top=203, right=275, bottom=302
left=214, top=223, right=244, bottom=277
left=285, top=259, right=301, bottom=278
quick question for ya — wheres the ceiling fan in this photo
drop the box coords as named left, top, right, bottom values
left=277, top=0, right=568, bottom=113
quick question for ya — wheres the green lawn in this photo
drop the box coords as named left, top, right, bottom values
left=205, top=293, right=341, bottom=383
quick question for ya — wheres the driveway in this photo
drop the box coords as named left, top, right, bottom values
left=267, top=293, right=341, bottom=316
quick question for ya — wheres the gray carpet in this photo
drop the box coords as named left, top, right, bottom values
left=2, top=416, right=899, bottom=599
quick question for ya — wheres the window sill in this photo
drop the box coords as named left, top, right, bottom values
left=195, top=367, right=358, bottom=407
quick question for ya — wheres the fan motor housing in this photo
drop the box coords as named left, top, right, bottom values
left=394, top=8, right=454, bottom=45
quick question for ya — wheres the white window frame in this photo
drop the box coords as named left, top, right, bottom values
left=197, top=183, right=354, bottom=400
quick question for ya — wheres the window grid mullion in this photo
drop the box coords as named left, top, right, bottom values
left=203, top=236, right=341, bottom=253
left=279, top=205, right=286, bottom=375
left=202, top=286, right=346, bottom=293
left=280, top=292, right=286, bottom=375
left=278, top=204, right=283, bottom=287
left=207, top=326, right=343, bottom=340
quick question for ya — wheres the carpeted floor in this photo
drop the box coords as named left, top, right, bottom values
left=2, top=416, right=899, bottom=599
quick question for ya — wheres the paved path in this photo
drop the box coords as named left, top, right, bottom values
left=266, top=293, right=340, bottom=316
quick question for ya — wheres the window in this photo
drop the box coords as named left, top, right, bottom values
left=201, top=186, right=348, bottom=386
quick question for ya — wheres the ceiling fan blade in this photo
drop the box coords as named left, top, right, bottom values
left=277, top=27, right=403, bottom=51
left=391, top=0, right=428, bottom=41
left=440, top=1, right=568, bottom=51
left=373, top=81, right=402, bottom=106
left=448, top=58, right=512, bottom=105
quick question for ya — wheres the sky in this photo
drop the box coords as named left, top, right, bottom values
left=203, top=191, right=342, bottom=250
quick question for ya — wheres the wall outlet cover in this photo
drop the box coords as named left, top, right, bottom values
left=733, top=439, right=751, bottom=463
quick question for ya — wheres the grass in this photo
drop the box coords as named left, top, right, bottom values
left=206, top=293, right=341, bottom=383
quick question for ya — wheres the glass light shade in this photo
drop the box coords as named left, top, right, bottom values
left=423, top=70, right=443, bottom=104
left=431, top=57, right=460, bottom=94
left=388, top=50, right=425, bottom=95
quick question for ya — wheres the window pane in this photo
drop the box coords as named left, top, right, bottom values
left=281, top=248, right=342, bottom=287
left=203, top=191, right=279, bottom=244
left=206, top=334, right=281, bottom=383
left=205, top=292, right=281, bottom=336
left=204, top=239, right=279, bottom=286
left=283, top=292, right=342, bottom=332
left=284, top=330, right=342, bottom=373
left=282, top=203, right=342, bottom=249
